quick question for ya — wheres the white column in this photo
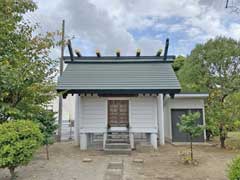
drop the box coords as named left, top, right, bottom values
left=74, top=95, right=80, bottom=145
left=157, top=94, right=165, bottom=145
left=74, top=95, right=83, bottom=146
left=80, top=133, right=87, bottom=150
left=150, top=133, right=158, bottom=149
left=130, top=133, right=134, bottom=149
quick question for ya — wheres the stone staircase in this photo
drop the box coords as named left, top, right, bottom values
left=104, top=129, right=131, bottom=154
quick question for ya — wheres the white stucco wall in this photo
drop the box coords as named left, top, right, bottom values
left=130, top=96, right=158, bottom=133
left=74, top=96, right=158, bottom=133
left=81, top=96, right=106, bottom=131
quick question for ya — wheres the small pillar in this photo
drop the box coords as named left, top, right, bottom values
left=103, top=132, right=107, bottom=149
left=130, top=133, right=134, bottom=149
left=150, top=133, right=158, bottom=149
left=80, top=133, right=87, bottom=150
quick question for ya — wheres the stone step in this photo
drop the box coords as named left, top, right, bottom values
left=108, top=127, right=128, bottom=132
left=107, top=134, right=129, bottom=139
left=107, top=131, right=129, bottom=134
left=107, top=137, right=129, bottom=140
left=105, top=143, right=131, bottom=149
left=104, top=148, right=131, bottom=155
left=106, top=139, right=130, bottom=143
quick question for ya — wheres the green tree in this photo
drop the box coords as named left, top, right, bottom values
left=228, top=156, right=240, bottom=180
left=177, top=112, right=205, bottom=161
left=172, top=55, right=186, bottom=73
left=0, top=0, right=58, bottom=123
left=177, top=37, right=240, bottom=148
left=35, top=109, right=58, bottom=160
left=224, top=92, right=240, bottom=127
left=0, top=120, right=43, bottom=179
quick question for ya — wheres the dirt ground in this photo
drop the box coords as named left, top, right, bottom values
left=0, top=141, right=238, bottom=180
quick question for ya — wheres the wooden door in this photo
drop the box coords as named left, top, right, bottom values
left=108, top=100, right=129, bottom=127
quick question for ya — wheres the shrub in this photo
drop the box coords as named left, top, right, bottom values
left=0, top=120, right=43, bottom=179
left=228, top=156, right=240, bottom=180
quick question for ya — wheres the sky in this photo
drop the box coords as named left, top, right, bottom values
left=26, top=0, right=240, bottom=57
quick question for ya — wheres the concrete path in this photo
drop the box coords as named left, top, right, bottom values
left=104, top=161, right=124, bottom=180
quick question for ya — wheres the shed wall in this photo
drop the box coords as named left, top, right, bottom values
left=164, top=97, right=206, bottom=141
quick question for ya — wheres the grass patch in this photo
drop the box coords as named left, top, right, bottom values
left=212, top=131, right=240, bottom=150
left=226, top=132, right=240, bottom=150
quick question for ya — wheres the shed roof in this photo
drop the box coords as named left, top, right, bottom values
left=57, top=57, right=181, bottom=95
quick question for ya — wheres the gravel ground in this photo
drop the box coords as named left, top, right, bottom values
left=0, top=141, right=237, bottom=180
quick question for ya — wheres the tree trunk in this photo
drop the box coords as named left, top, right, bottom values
left=9, top=167, right=15, bottom=180
left=219, top=126, right=226, bottom=148
left=206, top=129, right=211, bottom=141
left=46, top=143, right=49, bottom=160
left=220, top=135, right=226, bottom=148
left=190, top=135, right=193, bottom=161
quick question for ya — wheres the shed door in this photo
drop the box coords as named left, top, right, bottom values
left=108, top=100, right=129, bottom=127
left=171, top=109, right=204, bottom=142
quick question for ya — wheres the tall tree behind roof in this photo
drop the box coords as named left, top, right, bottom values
left=177, top=36, right=240, bottom=148
left=0, top=0, right=58, bottom=122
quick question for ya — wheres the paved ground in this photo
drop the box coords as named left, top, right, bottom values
left=0, top=141, right=237, bottom=180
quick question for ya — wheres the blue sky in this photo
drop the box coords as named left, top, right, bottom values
left=29, top=0, right=240, bottom=57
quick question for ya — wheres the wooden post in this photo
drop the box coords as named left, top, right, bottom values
left=75, top=49, right=81, bottom=57
left=116, top=49, right=120, bottom=57
left=96, top=49, right=101, bottom=57
left=57, top=19, right=65, bottom=142
left=156, top=49, right=162, bottom=56
left=163, top=38, right=169, bottom=61
left=136, top=48, right=141, bottom=57
left=225, top=0, right=229, bottom=8
left=67, top=39, right=74, bottom=61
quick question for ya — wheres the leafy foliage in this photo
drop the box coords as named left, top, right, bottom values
left=177, top=112, right=205, bottom=161
left=172, top=55, right=186, bottom=73
left=0, top=120, right=43, bottom=179
left=228, top=156, right=240, bottom=180
left=178, top=112, right=204, bottom=137
left=177, top=37, right=240, bottom=148
left=0, top=0, right=58, bottom=123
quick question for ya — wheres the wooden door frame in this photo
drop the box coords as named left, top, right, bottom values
left=106, top=98, right=130, bottom=128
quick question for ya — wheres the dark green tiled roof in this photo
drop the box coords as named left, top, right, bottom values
left=57, top=59, right=181, bottom=94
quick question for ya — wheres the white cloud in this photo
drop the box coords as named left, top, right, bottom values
left=229, top=23, right=240, bottom=40
left=31, top=0, right=240, bottom=56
